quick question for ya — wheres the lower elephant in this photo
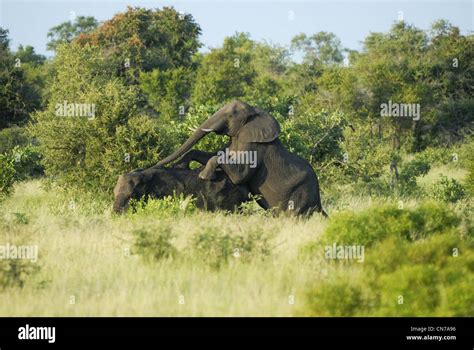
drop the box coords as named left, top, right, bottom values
left=113, top=166, right=250, bottom=213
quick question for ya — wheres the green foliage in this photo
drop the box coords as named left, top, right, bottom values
left=413, top=147, right=452, bottom=166
left=139, top=67, right=194, bottom=120
left=47, top=16, right=98, bottom=51
left=320, top=202, right=460, bottom=247
left=303, top=276, right=369, bottom=316
left=0, top=28, right=44, bottom=128
left=338, top=124, right=392, bottom=183
left=277, top=109, right=347, bottom=166
left=431, top=176, right=466, bottom=203
left=128, top=194, right=197, bottom=218
left=0, top=153, right=16, bottom=199
left=0, top=126, right=30, bottom=154
left=29, top=44, right=172, bottom=191
left=397, top=158, right=430, bottom=195
left=301, top=204, right=473, bottom=316
left=0, top=258, right=40, bottom=289
left=291, top=31, right=344, bottom=66
left=133, top=227, right=177, bottom=262
left=376, top=265, right=441, bottom=316
left=168, top=105, right=228, bottom=153
left=9, top=145, right=43, bottom=180
left=192, top=33, right=257, bottom=106
left=191, top=226, right=271, bottom=269
left=462, top=141, right=474, bottom=195
left=75, top=7, right=201, bottom=78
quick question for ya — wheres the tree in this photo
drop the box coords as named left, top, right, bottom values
left=75, top=7, right=201, bottom=78
left=291, top=32, right=344, bottom=66
left=139, top=67, right=194, bottom=120
left=0, top=28, right=44, bottom=128
left=192, top=32, right=257, bottom=106
left=46, top=16, right=98, bottom=51
left=15, top=45, right=46, bottom=66
left=29, top=43, right=176, bottom=191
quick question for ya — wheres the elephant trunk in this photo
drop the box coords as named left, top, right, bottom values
left=156, top=113, right=225, bottom=166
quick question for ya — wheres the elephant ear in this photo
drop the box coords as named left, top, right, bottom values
left=237, top=111, right=280, bottom=143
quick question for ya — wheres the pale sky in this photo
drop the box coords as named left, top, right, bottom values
left=0, top=0, right=472, bottom=57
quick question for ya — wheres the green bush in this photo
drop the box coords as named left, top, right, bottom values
left=398, top=158, right=430, bottom=195
left=303, top=276, right=370, bottom=316
left=10, top=145, right=43, bottom=179
left=0, top=258, right=40, bottom=289
left=431, top=176, right=466, bottom=203
left=29, top=44, right=174, bottom=191
left=0, top=126, right=30, bottom=154
left=128, top=194, right=197, bottom=218
left=132, top=227, right=177, bottom=262
left=302, top=226, right=473, bottom=316
left=320, top=202, right=460, bottom=248
left=191, top=226, right=271, bottom=269
left=414, top=147, right=452, bottom=166
left=167, top=104, right=227, bottom=153
left=0, top=153, right=16, bottom=199
left=376, top=265, right=440, bottom=316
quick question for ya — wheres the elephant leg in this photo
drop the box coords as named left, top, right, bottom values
left=199, top=156, right=219, bottom=180
left=218, top=162, right=256, bottom=185
left=173, top=150, right=217, bottom=169
left=199, top=157, right=254, bottom=184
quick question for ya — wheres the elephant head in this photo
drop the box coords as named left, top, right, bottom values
left=113, top=170, right=148, bottom=213
left=157, top=100, right=280, bottom=166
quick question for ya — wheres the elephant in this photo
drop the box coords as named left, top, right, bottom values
left=155, top=100, right=328, bottom=217
left=113, top=166, right=250, bottom=213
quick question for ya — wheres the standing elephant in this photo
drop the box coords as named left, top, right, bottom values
left=155, top=100, right=327, bottom=217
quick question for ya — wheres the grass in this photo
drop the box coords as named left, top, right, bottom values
left=0, top=177, right=471, bottom=316
left=0, top=180, right=326, bottom=316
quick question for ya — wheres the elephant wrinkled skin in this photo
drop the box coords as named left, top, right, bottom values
left=113, top=167, right=250, bottom=213
left=155, top=100, right=328, bottom=217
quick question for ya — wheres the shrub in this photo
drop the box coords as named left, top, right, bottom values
left=414, top=147, right=451, bottom=166
left=301, top=229, right=472, bottom=316
left=0, top=152, right=16, bottom=199
left=0, top=258, right=40, bottom=289
left=191, top=226, right=271, bottom=269
left=10, top=145, right=43, bottom=179
left=376, top=265, right=440, bottom=316
left=167, top=104, right=227, bottom=153
left=29, top=44, right=174, bottom=191
left=320, top=202, right=460, bottom=248
left=0, top=126, right=30, bottom=154
left=128, top=194, right=197, bottom=218
left=406, top=202, right=460, bottom=239
left=431, top=176, right=466, bottom=203
left=303, top=276, right=369, bottom=316
left=443, top=274, right=474, bottom=316
left=132, top=227, right=177, bottom=262
left=398, top=158, right=430, bottom=195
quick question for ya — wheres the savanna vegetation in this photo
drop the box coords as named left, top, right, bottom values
left=0, top=6, right=472, bottom=316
